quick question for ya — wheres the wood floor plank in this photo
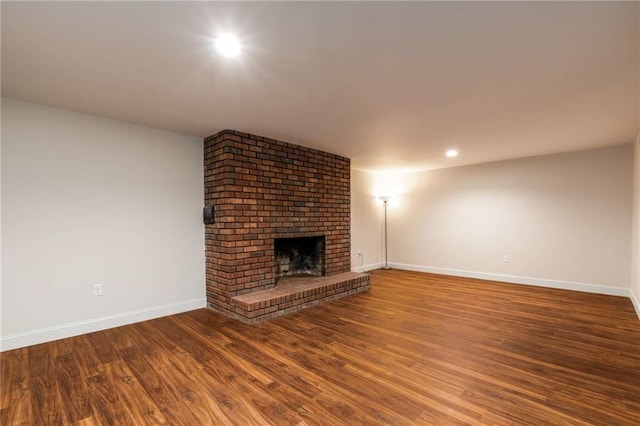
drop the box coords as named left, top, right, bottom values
left=29, top=375, right=67, bottom=426
left=86, top=364, right=136, bottom=424
left=2, top=269, right=639, bottom=425
left=107, top=360, right=169, bottom=425
left=0, top=348, right=32, bottom=425
left=53, top=352, right=92, bottom=423
left=1, top=348, right=29, bottom=409
left=85, top=330, right=119, bottom=364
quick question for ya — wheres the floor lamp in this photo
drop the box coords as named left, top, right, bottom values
left=379, top=196, right=391, bottom=270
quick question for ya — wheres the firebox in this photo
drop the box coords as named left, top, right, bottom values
left=274, top=236, right=325, bottom=280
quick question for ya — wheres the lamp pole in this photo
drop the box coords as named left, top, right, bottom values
left=380, top=196, right=391, bottom=270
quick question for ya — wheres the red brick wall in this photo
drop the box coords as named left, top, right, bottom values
left=204, top=130, right=351, bottom=318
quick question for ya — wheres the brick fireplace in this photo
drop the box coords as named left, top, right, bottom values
left=204, top=130, right=370, bottom=323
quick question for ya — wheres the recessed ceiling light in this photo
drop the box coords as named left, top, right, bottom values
left=446, top=149, right=459, bottom=158
left=214, top=33, right=242, bottom=57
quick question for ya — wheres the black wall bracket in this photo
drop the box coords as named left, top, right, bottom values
left=203, top=205, right=215, bottom=224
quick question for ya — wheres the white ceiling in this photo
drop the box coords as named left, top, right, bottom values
left=2, top=2, right=639, bottom=171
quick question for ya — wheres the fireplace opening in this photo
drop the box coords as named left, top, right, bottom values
left=274, top=236, right=325, bottom=281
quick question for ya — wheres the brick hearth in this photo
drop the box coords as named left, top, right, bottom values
left=204, top=130, right=370, bottom=323
left=231, top=272, right=370, bottom=323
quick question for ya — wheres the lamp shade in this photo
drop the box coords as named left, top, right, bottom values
left=378, top=195, right=392, bottom=202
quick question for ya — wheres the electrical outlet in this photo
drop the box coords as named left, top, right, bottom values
left=93, top=283, right=103, bottom=296
left=503, top=255, right=511, bottom=263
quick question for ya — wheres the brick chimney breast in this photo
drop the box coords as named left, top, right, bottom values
left=204, top=130, right=368, bottom=323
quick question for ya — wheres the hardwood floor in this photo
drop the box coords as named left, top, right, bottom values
left=2, top=269, right=639, bottom=425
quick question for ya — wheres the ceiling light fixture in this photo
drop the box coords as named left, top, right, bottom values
left=214, top=33, right=242, bottom=57
left=446, top=149, right=459, bottom=158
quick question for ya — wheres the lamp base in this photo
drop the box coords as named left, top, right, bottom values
left=381, top=266, right=392, bottom=270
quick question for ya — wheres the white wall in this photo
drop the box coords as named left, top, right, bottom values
left=353, top=145, right=634, bottom=294
left=351, top=170, right=383, bottom=271
left=631, top=5, right=640, bottom=315
left=632, top=139, right=640, bottom=315
left=1, top=98, right=205, bottom=350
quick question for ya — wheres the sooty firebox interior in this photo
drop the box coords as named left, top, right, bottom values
left=274, top=236, right=325, bottom=281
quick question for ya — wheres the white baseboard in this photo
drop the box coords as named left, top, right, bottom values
left=388, top=262, right=632, bottom=298
left=352, top=262, right=382, bottom=273
left=0, top=297, right=206, bottom=352
left=630, top=289, right=640, bottom=320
